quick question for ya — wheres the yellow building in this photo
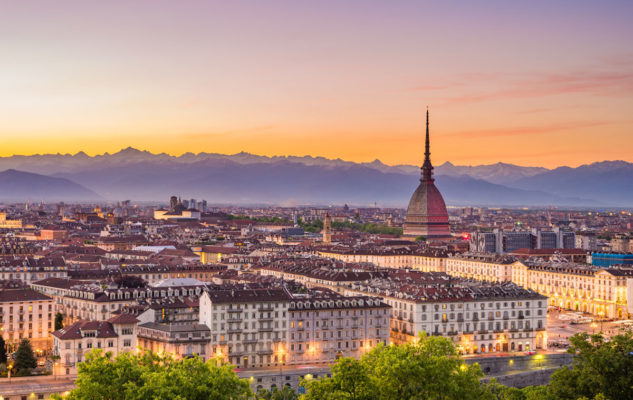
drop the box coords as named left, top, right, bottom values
left=512, top=261, right=632, bottom=319
left=0, top=212, right=23, bottom=228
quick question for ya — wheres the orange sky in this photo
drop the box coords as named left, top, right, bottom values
left=1, top=1, right=632, bottom=168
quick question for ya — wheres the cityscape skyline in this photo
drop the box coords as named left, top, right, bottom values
left=2, top=1, right=633, bottom=167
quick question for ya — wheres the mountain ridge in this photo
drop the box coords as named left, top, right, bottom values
left=0, top=169, right=100, bottom=201
left=0, top=148, right=630, bottom=206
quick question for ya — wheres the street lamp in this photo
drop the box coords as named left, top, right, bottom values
left=277, top=347, right=285, bottom=382
left=590, top=322, right=598, bottom=334
left=7, top=364, right=12, bottom=383
left=535, top=354, right=544, bottom=371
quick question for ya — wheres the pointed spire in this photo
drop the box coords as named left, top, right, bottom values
left=421, top=107, right=434, bottom=181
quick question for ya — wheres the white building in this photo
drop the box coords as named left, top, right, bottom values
left=52, top=314, right=138, bottom=376
left=199, top=288, right=292, bottom=369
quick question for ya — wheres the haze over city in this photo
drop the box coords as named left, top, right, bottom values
left=2, top=1, right=633, bottom=167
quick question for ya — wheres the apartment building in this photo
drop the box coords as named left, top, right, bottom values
left=446, top=253, right=519, bottom=282
left=344, top=274, right=547, bottom=353
left=31, top=277, right=207, bottom=322
left=286, top=293, right=390, bottom=365
left=137, top=323, right=211, bottom=360
left=513, top=258, right=633, bottom=319
left=199, top=288, right=292, bottom=369
left=0, top=257, right=67, bottom=284
left=52, top=313, right=138, bottom=376
left=317, top=247, right=448, bottom=272
left=0, top=287, right=54, bottom=352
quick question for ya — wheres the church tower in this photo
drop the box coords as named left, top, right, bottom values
left=322, top=212, right=332, bottom=244
left=403, top=109, right=451, bottom=240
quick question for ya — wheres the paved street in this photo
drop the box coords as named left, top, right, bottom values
left=546, top=308, right=628, bottom=348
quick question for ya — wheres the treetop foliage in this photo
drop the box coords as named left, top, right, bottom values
left=54, top=332, right=633, bottom=400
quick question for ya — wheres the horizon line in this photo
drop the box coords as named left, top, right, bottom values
left=2, top=146, right=632, bottom=170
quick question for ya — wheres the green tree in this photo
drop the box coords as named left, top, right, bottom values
left=54, top=349, right=252, bottom=400
left=54, top=312, right=64, bottom=331
left=0, top=335, right=6, bottom=364
left=302, top=334, right=487, bottom=400
left=485, top=380, right=549, bottom=400
left=14, top=338, right=37, bottom=375
left=547, top=332, right=633, bottom=400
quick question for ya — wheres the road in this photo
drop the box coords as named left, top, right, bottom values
left=546, top=309, right=625, bottom=347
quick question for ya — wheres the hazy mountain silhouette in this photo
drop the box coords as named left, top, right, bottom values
left=0, top=169, right=99, bottom=201
left=0, top=148, right=628, bottom=206
left=509, top=161, right=633, bottom=206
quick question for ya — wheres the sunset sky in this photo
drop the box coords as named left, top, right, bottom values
left=1, top=0, right=632, bottom=168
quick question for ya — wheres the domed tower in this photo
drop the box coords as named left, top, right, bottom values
left=403, top=109, right=451, bottom=240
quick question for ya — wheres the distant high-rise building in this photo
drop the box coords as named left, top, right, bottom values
left=473, top=228, right=576, bottom=254
left=190, top=199, right=196, bottom=209
left=532, top=228, right=557, bottom=249
left=470, top=231, right=498, bottom=253
left=403, top=110, right=451, bottom=240
left=170, top=196, right=178, bottom=210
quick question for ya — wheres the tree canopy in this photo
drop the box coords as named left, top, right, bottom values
left=0, top=335, right=6, bottom=364
left=14, top=338, right=37, bottom=375
left=302, top=334, right=487, bottom=400
left=54, top=312, right=64, bottom=331
left=546, top=332, right=633, bottom=400
left=54, top=350, right=252, bottom=400
left=50, top=332, right=633, bottom=400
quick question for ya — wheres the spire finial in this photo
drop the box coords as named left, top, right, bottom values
left=421, top=107, right=434, bottom=181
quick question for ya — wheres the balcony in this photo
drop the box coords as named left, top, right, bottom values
left=258, top=306, right=274, bottom=312
left=227, top=309, right=243, bottom=314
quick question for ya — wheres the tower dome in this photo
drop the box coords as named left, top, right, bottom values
left=403, top=110, right=451, bottom=239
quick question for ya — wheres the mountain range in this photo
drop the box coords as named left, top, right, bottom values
left=0, top=169, right=99, bottom=202
left=0, top=148, right=631, bottom=207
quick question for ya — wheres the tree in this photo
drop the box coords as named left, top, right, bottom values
left=547, top=332, right=633, bottom=400
left=485, top=380, right=549, bottom=400
left=53, top=350, right=252, bottom=400
left=0, top=335, right=6, bottom=364
left=14, top=339, right=37, bottom=375
left=113, top=275, right=147, bottom=288
left=302, top=334, right=488, bottom=400
left=54, top=312, right=64, bottom=331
